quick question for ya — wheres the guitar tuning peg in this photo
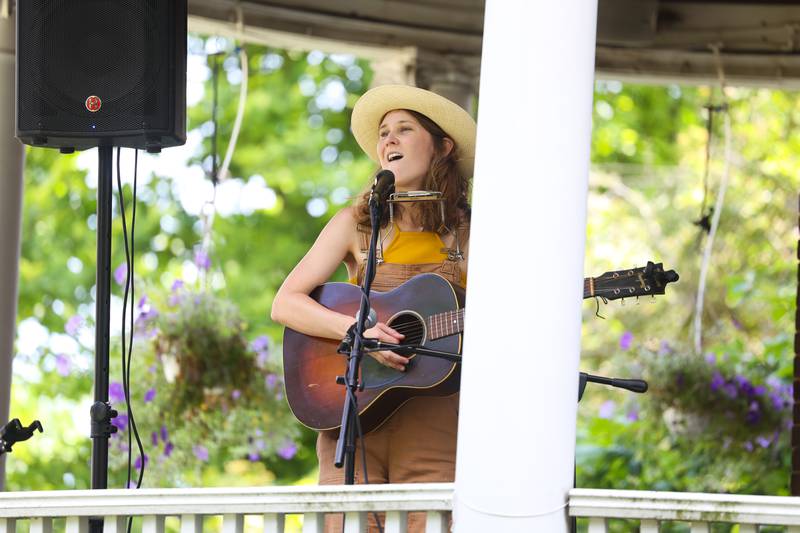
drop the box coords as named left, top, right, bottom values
left=635, top=296, right=640, bottom=305
left=620, top=298, right=625, bottom=306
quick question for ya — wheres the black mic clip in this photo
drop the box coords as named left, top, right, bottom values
left=338, top=323, right=356, bottom=354
left=0, top=418, right=43, bottom=455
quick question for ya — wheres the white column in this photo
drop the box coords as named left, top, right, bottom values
left=0, top=9, right=24, bottom=492
left=453, top=1, right=597, bottom=532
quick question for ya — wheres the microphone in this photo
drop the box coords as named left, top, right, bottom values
left=371, top=169, right=395, bottom=209
left=355, top=308, right=378, bottom=329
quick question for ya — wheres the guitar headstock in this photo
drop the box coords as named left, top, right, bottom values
left=590, top=261, right=679, bottom=301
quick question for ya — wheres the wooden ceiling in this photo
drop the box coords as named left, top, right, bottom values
left=188, top=0, right=800, bottom=87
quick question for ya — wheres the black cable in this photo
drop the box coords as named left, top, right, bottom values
left=345, top=286, right=385, bottom=533
left=116, top=148, right=144, bottom=533
left=210, top=52, right=220, bottom=185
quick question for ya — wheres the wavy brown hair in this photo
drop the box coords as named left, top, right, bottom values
left=354, top=109, right=471, bottom=233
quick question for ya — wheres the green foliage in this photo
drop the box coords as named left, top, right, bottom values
left=579, top=84, right=799, bottom=496
left=104, top=281, right=304, bottom=488
left=9, top=32, right=800, bottom=498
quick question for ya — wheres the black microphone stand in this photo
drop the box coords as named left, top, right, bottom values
left=334, top=185, right=384, bottom=483
left=361, top=340, right=461, bottom=362
left=89, top=147, right=119, bottom=533
left=571, top=371, right=648, bottom=533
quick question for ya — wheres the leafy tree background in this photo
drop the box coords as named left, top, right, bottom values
left=7, top=34, right=798, bottom=499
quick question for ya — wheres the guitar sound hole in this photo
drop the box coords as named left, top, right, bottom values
left=387, top=312, right=425, bottom=346
left=361, top=312, right=425, bottom=390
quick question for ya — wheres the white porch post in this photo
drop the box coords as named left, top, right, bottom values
left=454, top=1, right=597, bottom=531
left=0, top=8, right=24, bottom=491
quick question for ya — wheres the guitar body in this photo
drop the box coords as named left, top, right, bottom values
left=283, top=273, right=465, bottom=434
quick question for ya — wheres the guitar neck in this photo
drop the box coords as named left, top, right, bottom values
left=427, top=276, right=599, bottom=340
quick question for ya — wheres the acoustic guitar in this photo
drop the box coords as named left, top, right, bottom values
left=282, top=262, right=678, bottom=434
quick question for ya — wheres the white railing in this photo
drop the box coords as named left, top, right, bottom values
left=5, top=485, right=800, bottom=532
left=0, top=483, right=452, bottom=533
left=569, top=488, right=800, bottom=532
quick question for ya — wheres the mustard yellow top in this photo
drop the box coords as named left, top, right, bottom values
left=348, top=224, right=467, bottom=286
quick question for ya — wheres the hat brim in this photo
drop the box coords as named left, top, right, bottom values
left=351, top=85, right=476, bottom=179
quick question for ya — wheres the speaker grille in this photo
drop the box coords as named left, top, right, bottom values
left=17, top=0, right=187, bottom=150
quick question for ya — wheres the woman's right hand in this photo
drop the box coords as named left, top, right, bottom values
left=363, top=322, right=408, bottom=371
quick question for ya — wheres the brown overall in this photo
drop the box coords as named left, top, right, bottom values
left=317, top=225, right=466, bottom=533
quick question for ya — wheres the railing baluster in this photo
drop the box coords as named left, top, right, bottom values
left=738, top=525, right=757, bottom=533
left=102, top=517, right=127, bottom=533
left=66, top=517, right=89, bottom=533
left=263, top=513, right=285, bottom=533
left=343, top=512, right=366, bottom=533
left=29, top=518, right=53, bottom=533
left=180, top=514, right=202, bottom=533
left=640, top=519, right=659, bottom=532
left=384, top=511, right=407, bottom=533
left=425, top=511, right=447, bottom=533
left=302, top=513, right=324, bottom=533
left=587, top=517, right=607, bottom=533
left=0, top=519, right=16, bottom=533
left=142, top=515, right=165, bottom=533
left=222, top=514, right=244, bottom=533
left=690, top=523, right=710, bottom=533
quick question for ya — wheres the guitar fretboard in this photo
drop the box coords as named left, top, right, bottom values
left=427, top=276, right=597, bottom=341
left=427, top=308, right=465, bottom=341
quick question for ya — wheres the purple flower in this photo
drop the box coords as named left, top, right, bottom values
left=144, top=388, right=156, bottom=403
left=744, top=441, right=754, bottom=452
left=248, top=451, right=260, bottom=462
left=163, top=441, right=174, bottom=457
left=626, top=407, right=639, bottom=422
left=55, top=354, right=71, bottom=376
left=160, top=425, right=168, bottom=442
left=658, top=340, right=672, bottom=355
left=193, top=445, right=209, bottom=462
left=619, top=331, right=633, bottom=351
left=151, top=432, right=159, bottom=446
left=252, top=335, right=270, bottom=352
left=65, top=315, right=83, bottom=336
left=194, top=249, right=211, bottom=271
left=704, top=353, right=716, bottom=365
left=137, top=295, right=148, bottom=309
left=710, top=372, right=725, bottom=392
left=598, top=400, right=615, bottom=419
left=756, top=435, right=773, bottom=448
left=277, top=441, right=297, bottom=460
left=111, top=413, right=128, bottom=432
left=745, top=402, right=761, bottom=425
left=114, top=263, right=128, bottom=286
left=770, top=391, right=787, bottom=410
left=732, top=317, right=744, bottom=330
left=254, top=438, right=266, bottom=451
left=265, top=373, right=278, bottom=390
left=171, top=279, right=184, bottom=292
left=134, top=454, right=148, bottom=470
left=722, top=383, right=738, bottom=399
left=767, top=376, right=783, bottom=389
left=109, top=382, right=126, bottom=404
left=231, top=389, right=241, bottom=400
left=735, top=375, right=756, bottom=397
left=753, top=385, right=766, bottom=396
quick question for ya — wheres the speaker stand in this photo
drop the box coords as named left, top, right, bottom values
left=89, top=146, right=117, bottom=532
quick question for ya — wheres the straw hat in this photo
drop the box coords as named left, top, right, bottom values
left=351, top=85, right=477, bottom=178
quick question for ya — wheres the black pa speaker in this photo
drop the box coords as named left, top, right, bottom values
left=16, top=0, right=187, bottom=153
